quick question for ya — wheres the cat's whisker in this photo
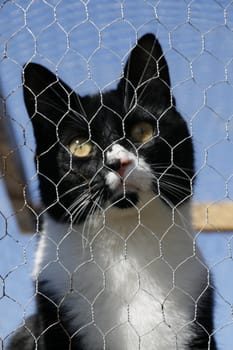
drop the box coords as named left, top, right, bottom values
left=70, top=188, right=104, bottom=249
left=150, top=168, right=192, bottom=185
left=154, top=171, right=192, bottom=182
left=148, top=169, right=192, bottom=203
left=59, top=182, right=89, bottom=200
left=39, top=98, right=87, bottom=130
left=69, top=190, right=91, bottom=215
left=39, top=99, right=67, bottom=117
left=48, top=83, right=72, bottom=108
left=80, top=200, right=95, bottom=246
left=68, top=110, right=87, bottom=128
left=151, top=162, right=194, bottom=170
left=68, top=184, right=101, bottom=228
left=38, top=80, right=78, bottom=114
left=73, top=93, right=88, bottom=120
left=82, top=189, right=104, bottom=245
left=158, top=180, right=191, bottom=200
left=71, top=196, right=91, bottom=224
left=151, top=164, right=194, bottom=176
left=59, top=187, right=91, bottom=222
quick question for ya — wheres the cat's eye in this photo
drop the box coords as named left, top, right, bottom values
left=130, top=121, right=155, bottom=143
left=69, top=138, right=93, bottom=158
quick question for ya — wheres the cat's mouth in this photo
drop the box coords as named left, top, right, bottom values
left=107, top=180, right=140, bottom=209
left=104, top=151, right=153, bottom=209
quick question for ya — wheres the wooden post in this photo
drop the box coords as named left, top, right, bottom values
left=0, top=116, right=35, bottom=232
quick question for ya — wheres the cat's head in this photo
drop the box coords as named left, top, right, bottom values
left=23, top=33, right=194, bottom=223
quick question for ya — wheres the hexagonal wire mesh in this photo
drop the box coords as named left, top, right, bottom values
left=1, top=0, right=233, bottom=349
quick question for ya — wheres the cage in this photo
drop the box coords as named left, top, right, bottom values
left=1, top=1, right=233, bottom=349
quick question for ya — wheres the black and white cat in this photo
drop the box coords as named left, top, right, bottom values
left=9, top=34, right=216, bottom=349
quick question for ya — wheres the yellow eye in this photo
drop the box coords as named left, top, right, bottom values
left=130, top=121, right=155, bottom=143
left=69, top=138, right=93, bottom=158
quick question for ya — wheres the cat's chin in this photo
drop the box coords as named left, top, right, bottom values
left=111, top=191, right=139, bottom=209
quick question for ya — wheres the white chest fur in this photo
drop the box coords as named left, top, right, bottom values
left=34, top=196, right=207, bottom=350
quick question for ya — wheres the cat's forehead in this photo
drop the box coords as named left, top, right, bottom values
left=74, top=92, right=124, bottom=131
left=79, top=92, right=155, bottom=125
left=82, top=91, right=123, bottom=119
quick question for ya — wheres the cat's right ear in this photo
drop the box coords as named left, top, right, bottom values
left=23, top=63, right=77, bottom=153
left=119, top=34, right=172, bottom=111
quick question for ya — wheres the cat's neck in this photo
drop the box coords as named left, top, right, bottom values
left=34, top=195, right=203, bottom=350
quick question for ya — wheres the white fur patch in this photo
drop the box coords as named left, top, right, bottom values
left=34, top=199, right=206, bottom=350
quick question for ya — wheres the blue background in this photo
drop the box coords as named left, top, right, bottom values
left=1, top=1, right=233, bottom=348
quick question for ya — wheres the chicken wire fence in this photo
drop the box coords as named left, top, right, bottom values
left=1, top=0, right=233, bottom=349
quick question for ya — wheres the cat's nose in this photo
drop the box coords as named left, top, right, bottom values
left=105, top=158, right=132, bottom=177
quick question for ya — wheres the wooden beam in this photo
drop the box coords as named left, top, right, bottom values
left=192, top=202, right=233, bottom=232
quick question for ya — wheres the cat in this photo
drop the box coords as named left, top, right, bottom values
left=8, top=33, right=216, bottom=350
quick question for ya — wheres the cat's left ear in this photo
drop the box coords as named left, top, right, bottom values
left=23, top=63, right=77, bottom=126
left=119, top=33, right=172, bottom=110
left=23, top=63, right=80, bottom=153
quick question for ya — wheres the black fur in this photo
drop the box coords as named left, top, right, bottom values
left=8, top=34, right=216, bottom=350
